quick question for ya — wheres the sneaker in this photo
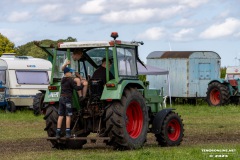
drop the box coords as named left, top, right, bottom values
left=66, top=130, right=71, bottom=139
left=79, top=96, right=86, bottom=102
left=56, top=129, right=61, bottom=139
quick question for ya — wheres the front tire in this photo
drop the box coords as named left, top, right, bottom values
left=155, top=112, right=184, bottom=146
left=105, top=87, right=149, bottom=150
left=7, top=101, right=16, bottom=112
left=206, top=82, right=230, bottom=106
left=33, top=93, right=45, bottom=115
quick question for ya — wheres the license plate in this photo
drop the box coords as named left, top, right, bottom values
left=48, top=92, right=59, bottom=98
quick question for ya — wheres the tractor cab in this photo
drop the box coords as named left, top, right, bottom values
left=35, top=33, right=144, bottom=110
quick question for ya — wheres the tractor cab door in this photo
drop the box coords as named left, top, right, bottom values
left=116, top=47, right=138, bottom=79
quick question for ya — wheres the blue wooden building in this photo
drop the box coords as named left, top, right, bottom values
left=146, top=51, right=221, bottom=99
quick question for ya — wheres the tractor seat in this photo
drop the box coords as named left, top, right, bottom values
left=90, top=79, right=104, bottom=97
left=228, top=79, right=238, bottom=86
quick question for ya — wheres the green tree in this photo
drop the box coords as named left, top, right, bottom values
left=15, top=40, right=54, bottom=59
left=0, top=33, right=15, bottom=55
left=15, top=37, right=77, bottom=59
left=57, top=37, right=77, bottom=43
left=220, top=67, right=226, bottom=78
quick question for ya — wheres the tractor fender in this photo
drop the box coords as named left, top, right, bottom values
left=101, top=80, right=144, bottom=100
left=208, top=79, right=228, bottom=85
left=38, top=90, right=46, bottom=94
left=151, top=108, right=174, bottom=134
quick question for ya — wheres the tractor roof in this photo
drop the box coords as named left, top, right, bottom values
left=58, top=40, right=139, bottom=49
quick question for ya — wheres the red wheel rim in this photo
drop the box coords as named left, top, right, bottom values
left=210, top=88, right=220, bottom=105
left=126, top=101, right=143, bottom=139
left=167, top=119, right=181, bottom=141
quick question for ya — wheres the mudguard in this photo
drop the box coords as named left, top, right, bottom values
left=151, top=108, right=174, bottom=134
left=208, top=78, right=227, bottom=85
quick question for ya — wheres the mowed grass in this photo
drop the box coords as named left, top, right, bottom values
left=175, top=104, right=240, bottom=136
left=0, top=105, right=240, bottom=160
left=0, top=110, right=45, bottom=141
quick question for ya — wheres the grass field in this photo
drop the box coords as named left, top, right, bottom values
left=0, top=104, right=240, bottom=160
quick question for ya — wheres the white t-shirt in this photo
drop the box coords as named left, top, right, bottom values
left=63, top=57, right=78, bottom=76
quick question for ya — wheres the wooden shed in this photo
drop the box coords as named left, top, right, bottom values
left=146, top=51, right=221, bottom=99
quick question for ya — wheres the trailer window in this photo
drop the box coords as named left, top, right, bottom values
left=227, top=74, right=240, bottom=80
left=16, top=71, right=49, bottom=84
left=0, top=70, right=6, bottom=84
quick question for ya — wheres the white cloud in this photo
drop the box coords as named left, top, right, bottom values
left=172, top=28, right=194, bottom=41
left=37, top=4, right=66, bottom=22
left=174, top=18, right=196, bottom=27
left=126, top=0, right=174, bottom=7
left=235, top=32, right=240, bottom=37
left=20, top=0, right=44, bottom=3
left=0, top=28, right=26, bottom=45
left=179, top=0, right=209, bottom=8
left=200, top=17, right=240, bottom=39
left=101, top=8, right=155, bottom=24
left=70, top=16, right=84, bottom=24
left=78, top=0, right=106, bottom=14
left=136, top=27, right=165, bottom=40
left=219, top=10, right=230, bottom=18
left=101, top=6, right=184, bottom=24
left=8, top=11, right=32, bottom=22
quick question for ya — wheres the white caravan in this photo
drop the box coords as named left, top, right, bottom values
left=0, top=53, right=52, bottom=109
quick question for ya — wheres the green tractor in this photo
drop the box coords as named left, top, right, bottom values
left=34, top=32, right=184, bottom=150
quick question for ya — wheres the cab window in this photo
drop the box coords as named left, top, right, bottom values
left=117, top=47, right=137, bottom=77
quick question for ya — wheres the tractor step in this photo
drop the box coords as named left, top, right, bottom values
left=47, top=136, right=110, bottom=143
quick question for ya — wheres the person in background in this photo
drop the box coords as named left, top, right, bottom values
left=91, top=58, right=114, bottom=84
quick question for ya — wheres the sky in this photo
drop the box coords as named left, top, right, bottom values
left=0, top=0, right=240, bottom=67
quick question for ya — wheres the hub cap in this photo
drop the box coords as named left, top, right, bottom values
left=167, top=119, right=181, bottom=141
left=126, top=101, right=143, bottom=139
left=210, top=88, right=220, bottom=105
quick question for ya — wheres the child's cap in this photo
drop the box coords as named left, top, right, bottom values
left=64, top=67, right=75, bottom=74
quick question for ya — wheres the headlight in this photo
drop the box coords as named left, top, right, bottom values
left=0, top=93, right=4, bottom=102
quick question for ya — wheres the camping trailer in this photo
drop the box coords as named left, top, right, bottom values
left=146, top=51, right=221, bottom=101
left=0, top=53, right=52, bottom=110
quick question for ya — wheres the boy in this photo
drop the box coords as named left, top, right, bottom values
left=56, top=67, right=85, bottom=139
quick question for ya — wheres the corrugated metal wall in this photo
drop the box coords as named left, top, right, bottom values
left=146, top=51, right=221, bottom=98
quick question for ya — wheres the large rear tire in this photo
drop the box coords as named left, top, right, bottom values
left=206, top=82, right=230, bottom=106
left=105, top=87, right=149, bottom=150
left=33, top=93, right=45, bottom=115
left=44, top=105, right=87, bottom=149
left=155, top=112, right=184, bottom=146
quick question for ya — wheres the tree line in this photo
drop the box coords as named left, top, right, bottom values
left=0, top=33, right=77, bottom=59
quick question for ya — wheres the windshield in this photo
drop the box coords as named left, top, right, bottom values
left=227, top=74, right=240, bottom=80
left=0, top=70, right=6, bottom=84
left=16, top=71, right=49, bottom=84
left=117, top=47, right=137, bottom=77
left=53, top=48, right=109, bottom=79
left=86, top=48, right=114, bottom=77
